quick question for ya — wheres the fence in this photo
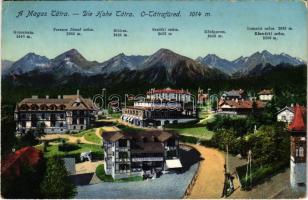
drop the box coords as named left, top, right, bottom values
left=182, top=144, right=201, bottom=199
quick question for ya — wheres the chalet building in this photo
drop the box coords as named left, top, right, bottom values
left=197, top=87, right=208, bottom=105
left=218, top=99, right=266, bottom=115
left=14, top=90, right=96, bottom=134
left=258, top=89, right=274, bottom=101
left=102, top=130, right=181, bottom=179
left=289, top=104, right=306, bottom=191
left=122, top=88, right=197, bottom=127
left=277, top=106, right=294, bottom=123
left=221, top=89, right=246, bottom=100
left=277, top=105, right=306, bottom=124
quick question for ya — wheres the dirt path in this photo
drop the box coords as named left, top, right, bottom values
left=75, top=160, right=104, bottom=174
left=186, top=144, right=225, bottom=199
left=40, top=134, right=98, bottom=145
left=95, top=128, right=103, bottom=139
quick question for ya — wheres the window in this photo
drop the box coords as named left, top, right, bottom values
left=21, top=121, right=26, bottom=127
left=73, top=126, right=76, bottom=130
left=50, top=114, right=56, bottom=127
left=167, top=139, right=176, bottom=146
left=80, top=118, right=84, bottom=124
left=31, top=114, right=37, bottom=127
left=60, top=114, right=64, bottom=119
left=119, top=152, right=128, bottom=159
left=41, top=113, right=45, bottom=119
left=281, top=115, right=286, bottom=121
left=118, top=140, right=127, bottom=147
left=59, top=122, right=63, bottom=127
left=119, top=164, right=129, bottom=171
left=72, top=110, right=78, bottom=115
left=21, top=114, right=26, bottom=120
left=80, top=126, right=84, bottom=130
left=299, top=146, right=304, bottom=157
left=167, top=150, right=177, bottom=158
left=72, top=118, right=77, bottom=125
left=80, top=111, right=84, bottom=116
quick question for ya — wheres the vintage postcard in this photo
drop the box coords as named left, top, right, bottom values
left=1, top=0, right=307, bottom=199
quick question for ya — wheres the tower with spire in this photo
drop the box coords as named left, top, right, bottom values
left=288, top=104, right=306, bottom=191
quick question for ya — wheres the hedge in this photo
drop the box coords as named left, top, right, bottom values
left=236, top=162, right=288, bottom=190
left=179, top=135, right=199, bottom=144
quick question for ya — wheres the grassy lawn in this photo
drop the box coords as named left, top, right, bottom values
left=109, top=113, right=121, bottom=119
left=165, top=120, right=214, bottom=140
left=172, top=126, right=214, bottom=140
left=116, top=124, right=145, bottom=133
left=36, top=143, right=103, bottom=159
left=95, top=164, right=143, bottom=182
left=84, top=129, right=101, bottom=144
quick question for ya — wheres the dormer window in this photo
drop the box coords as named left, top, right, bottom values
left=75, top=97, right=81, bottom=105
left=40, top=104, right=47, bottom=110
left=50, top=105, right=57, bottom=110
left=31, top=104, right=38, bottom=110
left=59, top=105, right=66, bottom=110
left=20, top=104, right=29, bottom=111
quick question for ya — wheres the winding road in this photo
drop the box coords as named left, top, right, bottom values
left=186, top=144, right=225, bottom=199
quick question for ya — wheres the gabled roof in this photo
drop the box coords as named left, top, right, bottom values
left=16, top=94, right=95, bottom=111
left=258, top=89, right=273, bottom=95
left=276, top=106, right=294, bottom=115
left=131, top=142, right=164, bottom=153
left=1, top=147, right=43, bottom=177
left=222, top=89, right=244, bottom=97
left=288, top=104, right=306, bottom=132
left=277, top=105, right=306, bottom=115
left=147, top=88, right=191, bottom=95
left=219, top=100, right=266, bottom=109
left=102, top=130, right=177, bottom=142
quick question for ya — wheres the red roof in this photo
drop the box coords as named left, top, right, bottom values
left=288, top=104, right=306, bottom=132
left=147, top=88, right=190, bottom=95
left=219, top=100, right=266, bottom=109
left=1, top=146, right=43, bottom=177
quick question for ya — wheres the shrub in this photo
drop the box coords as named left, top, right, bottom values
left=95, top=164, right=113, bottom=182
left=91, top=151, right=104, bottom=161
left=179, top=135, right=199, bottom=144
left=58, top=143, right=80, bottom=152
left=237, top=162, right=288, bottom=190
left=40, top=157, right=76, bottom=198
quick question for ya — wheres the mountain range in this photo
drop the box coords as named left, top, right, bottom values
left=196, top=50, right=305, bottom=75
left=2, top=48, right=306, bottom=86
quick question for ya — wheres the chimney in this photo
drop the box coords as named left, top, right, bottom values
left=77, top=89, right=80, bottom=97
left=58, top=95, right=61, bottom=99
left=291, top=103, right=294, bottom=107
left=46, top=95, right=49, bottom=99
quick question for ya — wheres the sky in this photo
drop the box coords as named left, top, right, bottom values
left=2, top=0, right=307, bottom=62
